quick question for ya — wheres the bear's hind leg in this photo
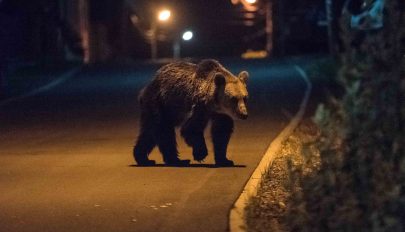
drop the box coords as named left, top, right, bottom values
left=157, top=123, right=190, bottom=167
left=211, top=113, right=234, bottom=167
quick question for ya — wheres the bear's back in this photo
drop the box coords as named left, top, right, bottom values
left=152, top=62, right=212, bottom=102
left=155, top=62, right=197, bottom=82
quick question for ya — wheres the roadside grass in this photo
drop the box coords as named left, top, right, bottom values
left=245, top=57, right=339, bottom=232
left=245, top=120, right=321, bottom=232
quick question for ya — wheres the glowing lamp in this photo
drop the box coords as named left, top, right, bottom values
left=158, top=10, right=171, bottom=21
left=182, top=31, right=193, bottom=41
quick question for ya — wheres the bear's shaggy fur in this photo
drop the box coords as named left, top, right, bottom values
left=134, top=59, right=249, bottom=166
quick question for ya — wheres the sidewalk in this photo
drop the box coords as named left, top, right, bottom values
left=0, top=62, right=80, bottom=102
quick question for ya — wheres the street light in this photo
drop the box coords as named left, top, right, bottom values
left=158, top=9, right=171, bottom=22
left=173, top=30, right=193, bottom=59
left=232, top=0, right=257, bottom=5
left=245, top=0, right=257, bottom=4
left=182, top=31, right=193, bottom=41
left=151, top=9, right=172, bottom=60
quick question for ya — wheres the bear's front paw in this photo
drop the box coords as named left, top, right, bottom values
left=165, top=159, right=191, bottom=167
left=193, top=146, right=208, bottom=162
left=215, top=158, right=234, bottom=167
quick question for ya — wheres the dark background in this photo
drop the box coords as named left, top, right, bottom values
left=0, top=0, right=341, bottom=63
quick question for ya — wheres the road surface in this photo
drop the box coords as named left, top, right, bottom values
left=0, top=59, right=308, bottom=232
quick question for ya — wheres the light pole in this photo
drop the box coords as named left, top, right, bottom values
left=173, top=30, right=193, bottom=59
left=265, top=0, right=273, bottom=55
left=325, top=0, right=335, bottom=55
left=151, top=9, right=171, bottom=60
left=231, top=0, right=274, bottom=56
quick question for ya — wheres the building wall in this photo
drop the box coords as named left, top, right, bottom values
left=0, top=0, right=128, bottom=64
left=61, top=0, right=135, bottom=63
left=0, top=0, right=63, bottom=62
left=61, top=0, right=90, bottom=62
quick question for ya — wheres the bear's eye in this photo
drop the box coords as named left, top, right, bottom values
left=230, top=97, right=238, bottom=104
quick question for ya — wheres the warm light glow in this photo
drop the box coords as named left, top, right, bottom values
left=158, top=9, right=171, bottom=21
left=245, top=0, right=257, bottom=4
left=182, top=31, right=193, bottom=41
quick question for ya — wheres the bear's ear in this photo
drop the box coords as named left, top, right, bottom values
left=214, top=73, right=226, bottom=87
left=238, top=71, right=249, bottom=83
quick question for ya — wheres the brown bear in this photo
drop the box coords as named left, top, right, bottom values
left=133, top=59, right=249, bottom=166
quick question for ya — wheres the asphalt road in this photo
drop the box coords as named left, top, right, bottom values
left=0, top=59, right=308, bottom=232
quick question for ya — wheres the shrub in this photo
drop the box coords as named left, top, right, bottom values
left=285, top=1, right=405, bottom=231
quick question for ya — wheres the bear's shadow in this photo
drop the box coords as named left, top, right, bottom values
left=128, top=164, right=246, bottom=168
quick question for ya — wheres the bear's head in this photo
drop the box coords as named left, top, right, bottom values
left=196, top=59, right=249, bottom=120
left=213, top=70, right=249, bottom=120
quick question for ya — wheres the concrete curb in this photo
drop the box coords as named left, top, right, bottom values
left=229, top=65, right=312, bottom=232
left=0, top=67, right=81, bottom=107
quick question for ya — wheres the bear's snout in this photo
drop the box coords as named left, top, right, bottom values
left=239, top=112, right=248, bottom=120
left=237, top=101, right=248, bottom=120
left=236, top=107, right=248, bottom=120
